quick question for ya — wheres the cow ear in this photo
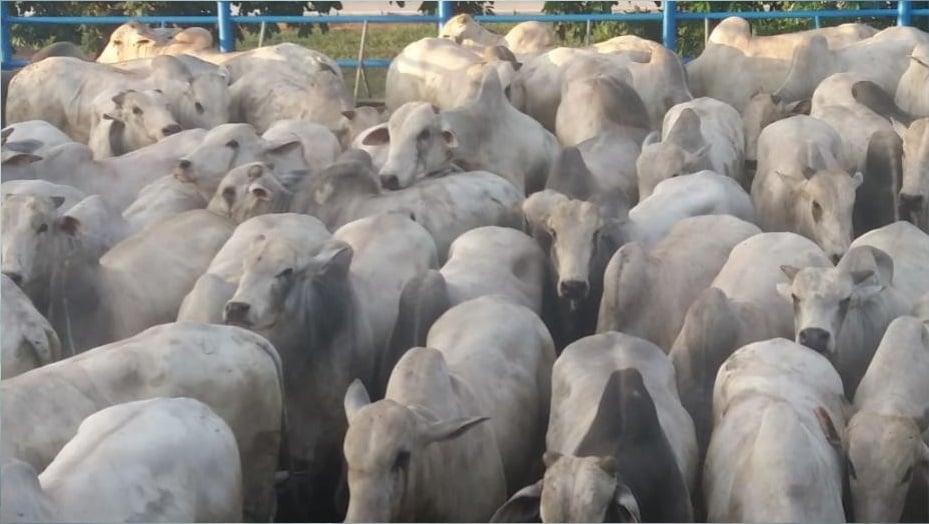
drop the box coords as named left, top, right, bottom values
left=523, top=190, right=567, bottom=231
left=360, top=125, right=390, bottom=147
left=418, top=416, right=489, bottom=445
left=312, top=240, right=353, bottom=281
left=611, top=482, right=641, bottom=523
left=247, top=163, right=265, bottom=181
left=542, top=450, right=562, bottom=468
left=343, top=379, right=371, bottom=422
left=111, top=90, right=129, bottom=108
left=784, top=98, right=812, bottom=115
left=441, top=129, right=458, bottom=148
left=851, top=171, right=863, bottom=188
left=641, top=131, right=660, bottom=149
left=2, top=152, right=42, bottom=166
left=851, top=269, right=875, bottom=285
left=490, top=481, right=542, bottom=523
left=781, top=264, right=801, bottom=281
left=264, top=139, right=303, bottom=159
left=57, top=215, right=82, bottom=236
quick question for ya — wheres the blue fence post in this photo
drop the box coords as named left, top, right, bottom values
left=217, top=0, right=234, bottom=52
left=0, top=0, right=12, bottom=71
left=437, top=0, right=451, bottom=34
left=662, top=0, right=677, bottom=52
left=898, top=0, right=912, bottom=26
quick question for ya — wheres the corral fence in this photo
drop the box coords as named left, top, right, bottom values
left=2, top=1, right=928, bottom=77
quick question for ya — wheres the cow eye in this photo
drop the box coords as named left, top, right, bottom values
left=417, top=129, right=430, bottom=141
left=791, top=293, right=799, bottom=303
left=226, top=139, right=239, bottom=149
left=393, top=450, right=410, bottom=471
left=113, top=39, right=123, bottom=45
left=276, top=268, right=293, bottom=279
left=132, top=106, right=143, bottom=115
left=195, top=102, right=205, bottom=114
left=902, top=466, right=913, bottom=484
left=37, top=223, right=48, bottom=234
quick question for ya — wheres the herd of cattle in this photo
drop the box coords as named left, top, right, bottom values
left=1, top=11, right=928, bottom=523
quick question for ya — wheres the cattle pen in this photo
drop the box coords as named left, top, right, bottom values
left=2, top=1, right=929, bottom=73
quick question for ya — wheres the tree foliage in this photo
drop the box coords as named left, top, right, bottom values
left=417, top=1, right=494, bottom=15
left=9, top=1, right=345, bottom=53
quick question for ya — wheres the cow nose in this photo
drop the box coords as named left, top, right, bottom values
left=224, top=302, right=251, bottom=325
left=161, top=124, right=182, bottom=136
left=380, top=174, right=400, bottom=190
left=3, top=271, right=23, bottom=286
left=559, top=280, right=590, bottom=300
left=798, top=328, right=831, bottom=354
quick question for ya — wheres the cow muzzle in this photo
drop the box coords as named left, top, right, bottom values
left=559, top=279, right=590, bottom=300
left=380, top=173, right=401, bottom=190
left=798, top=327, right=831, bottom=355
left=174, top=159, right=193, bottom=182
left=224, top=301, right=252, bottom=326
left=161, top=124, right=182, bottom=137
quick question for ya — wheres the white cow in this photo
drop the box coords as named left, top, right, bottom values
left=779, top=245, right=914, bottom=398
left=492, top=332, right=694, bottom=523
left=370, top=70, right=559, bottom=194
left=894, top=117, right=929, bottom=230
left=7, top=56, right=228, bottom=136
left=705, top=338, right=847, bottom=522
left=1, top=397, right=242, bottom=523
left=752, top=115, right=861, bottom=261
left=847, top=315, right=929, bottom=522
left=895, top=42, right=929, bottom=117
left=774, top=26, right=929, bottom=104
left=637, top=97, right=745, bottom=199
left=1, top=274, right=61, bottom=379
left=850, top=221, right=929, bottom=304
left=1, top=130, right=207, bottom=211
left=686, top=16, right=877, bottom=111
left=0, top=323, right=284, bottom=522
left=598, top=215, right=761, bottom=351
left=439, top=14, right=555, bottom=55
left=671, top=232, right=832, bottom=458
left=386, top=37, right=520, bottom=112
left=343, top=295, right=555, bottom=521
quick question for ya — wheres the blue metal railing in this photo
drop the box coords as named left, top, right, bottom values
left=1, top=1, right=926, bottom=70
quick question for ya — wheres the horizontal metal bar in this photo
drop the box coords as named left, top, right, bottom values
left=229, top=14, right=440, bottom=24
left=474, top=13, right=662, bottom=22
left=337, top=58, right=391, bottom=68
left=675, top=9, right=900, bottom=20
left=7, top=15, right=221, bottom=24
